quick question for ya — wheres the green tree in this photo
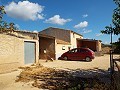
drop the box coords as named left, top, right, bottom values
left=112, top=38, right=120, bottom=53
left=0, top=5, right=16, bottom=32
left=112, top=0, right=120, bottom=35
left=0, top=6, right=6, bottom=20
left=101, top=0, right=120, bottom=35
left=0, top=6, right=6, bottom=31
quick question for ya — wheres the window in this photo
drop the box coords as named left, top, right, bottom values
left=62, top=46, right=65, bottom=50
left=69, top=49, right=75, bottom=53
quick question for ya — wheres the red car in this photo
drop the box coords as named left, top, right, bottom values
left=59, top=48, right=95, bottom=61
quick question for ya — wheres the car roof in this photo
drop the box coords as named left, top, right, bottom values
left=71, top=48, right=93, bottom=51
left=72, top=48, right=89, bottom=50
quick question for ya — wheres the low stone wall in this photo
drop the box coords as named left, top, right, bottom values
left=0, top=31, right=39, bottom=74
left=0, top=62, right=20, bottom=74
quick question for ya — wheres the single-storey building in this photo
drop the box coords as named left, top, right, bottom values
left=39, top=27, right=102, bottom=60
left=39, top=27, right=83, bottom=59
left=77, top=39, right=102, bottom=52
left=0, top=30, right=39, bottom=73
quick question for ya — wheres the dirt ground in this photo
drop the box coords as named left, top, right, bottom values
left=41, top=54, right=120, bottom=70
left=0, top=54, right=119, bottom=90
left=0, top=70, right=42, bottom=90
left=41, top=54, right=112, bottom=70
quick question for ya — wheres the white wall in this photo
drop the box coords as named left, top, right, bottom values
left=70, top=32, right=83, bottom=49
left=55, top=44, right=71, bottom=59
left=55, top=32, right=83, bottom=60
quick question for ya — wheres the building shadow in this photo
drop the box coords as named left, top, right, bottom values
left=17, top=65, right=120, bottom=90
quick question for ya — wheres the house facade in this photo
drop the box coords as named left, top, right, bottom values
left=39, top=27, right=83, bottom=59
left=40, top=27, right=102, bottom=59
left=0, top=30, right=39, bottom=73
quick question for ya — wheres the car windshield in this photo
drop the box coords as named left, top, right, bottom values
left=69, top=49, right=77, bottom=53
left=87, top=48, right=94, bottom=52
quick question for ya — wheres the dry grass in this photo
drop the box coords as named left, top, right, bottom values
left=101, top=47, right=111, bottom=54
left=15, top=65, right=120, bottom=90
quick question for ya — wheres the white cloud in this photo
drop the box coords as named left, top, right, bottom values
left=33, top=30, right=38, bottom=33
left=96, top=33, right=103, bottom=36
left=74, top=21, right=88, bottom=29
left=82, top=29, right=92, bottom=34
left=82, top=14, right=88, bottom=18
left=77, top=29, right=80, bottom=33
left=77, top=28, right=92, bottom=34
left=45, top=15, right=72, bottom=25
left=5, top=1, right=44, bottom=21
left=38, top=14, right=44, bottom=19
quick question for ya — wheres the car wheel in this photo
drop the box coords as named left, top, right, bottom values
left=63, top=56, right=68, bottom=60
left=85, top=57, right=91, bottom=62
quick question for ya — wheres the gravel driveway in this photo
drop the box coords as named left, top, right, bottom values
left=40, top=54, right=111, bottom=70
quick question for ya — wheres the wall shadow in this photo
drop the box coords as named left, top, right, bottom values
left=16, top=66, right=119, bottom=90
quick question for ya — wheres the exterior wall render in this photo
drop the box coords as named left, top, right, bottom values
left=0, top=32, right=39, bottom=73
left=70, top=31, right=83, bottom=49
left=55, top=44, right=71, bottom=59
left=55, top=32, right=83, bottom=59
left=96, top=41, right=102, bottom=51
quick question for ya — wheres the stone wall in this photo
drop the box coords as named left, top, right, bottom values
left=0, top=31, right=39, bottom=73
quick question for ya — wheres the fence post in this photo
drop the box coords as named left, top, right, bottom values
left=110, top=50, right=114, bottom=74
left=110, top=50, right=115, bottom=90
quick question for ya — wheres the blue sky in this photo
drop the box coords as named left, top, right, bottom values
left=0, top=0, right=120, bottom=44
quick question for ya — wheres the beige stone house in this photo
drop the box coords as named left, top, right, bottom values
left=0, top=30, right=39, bottom=73
left=39, top=27, right=83, bottom=59
left=39, top=27, right=102, bottom=60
